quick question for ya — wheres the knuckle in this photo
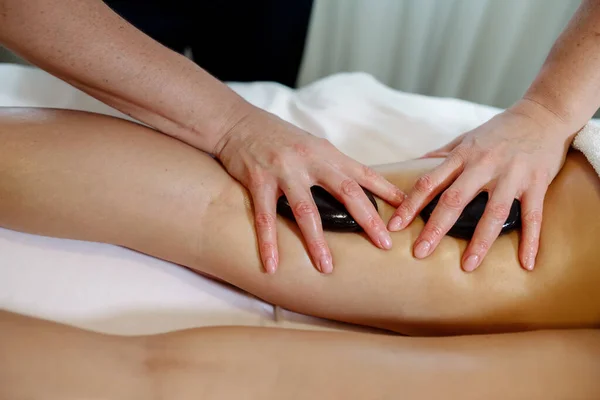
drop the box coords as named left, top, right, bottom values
left=398, top=202, right=415, bottom=217
left=268, top=153, right=286, bottom=169
left=293, top=201, right=317, bottom=218
left=478, top=149, right=495, bottom=165
left=340, top=179, right=363, bottom=198
left=394, top=187, right=406, bottom=202
left=362, top=164, right=379, bottom=179
left=292, top=143, right=310, bottom=157
left=450, top=146, right=468, bottom=165
left=532, top=170, right=550, bottom=185
left=472, top=238, right=491, bottom=253
left=255, top=212, right=275, bottom=230
left=486, top=201, right=510, bottom=222
left=367, top=215, right=380, bottom=230
left=414, top=174, right=435, bottom=194
left=260, top=241, right=276, bottom=255
left=422, top=224, right=444, bottom=242
left=511, top=157, right=527, bottom=172
left=440, top=188, right=464, bottom=210
left=310, top=239, right=328, bottom=254
left=523, top=209, right=543, bottom=225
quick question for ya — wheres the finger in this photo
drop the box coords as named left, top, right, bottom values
left=250, top=181, right=280, bottom=274
left=388, top=149, right=467, bottom=231
left=420, top=135, right=463, bottom=158
left=319, top=169, right=392, bottom=250
left=413, top=167, right=490, bottom=259
left=418, top=151, right=450, bottom=159
left=518, top=183, right=546, bottom=271
left=321, top=137, right=404, bottom=207
left=284, top=182, right=333, bottom=274
left=461, top=176, right=518, bottom=272
left=347, top=160, right=405, bottom=207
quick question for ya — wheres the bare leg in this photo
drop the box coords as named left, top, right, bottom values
left=1, top=108, right=599, bottom=334
left=1, top=310, right=599, bottom=399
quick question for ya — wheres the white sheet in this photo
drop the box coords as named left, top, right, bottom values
left=0, top=64, right=507, bottom=335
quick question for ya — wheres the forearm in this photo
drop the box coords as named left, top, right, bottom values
left=518, top=0, right=600, bottom=131
left=0, top=0, right=248, bottom=153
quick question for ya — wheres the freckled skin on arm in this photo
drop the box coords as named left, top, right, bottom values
left=524, top=0, right=600, bottom=127
left=0, top=0, right=247, bottom=152
left=0, top=108, right=599, bottom=336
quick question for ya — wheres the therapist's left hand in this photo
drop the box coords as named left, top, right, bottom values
left=387, top=99, right=577, bottom=272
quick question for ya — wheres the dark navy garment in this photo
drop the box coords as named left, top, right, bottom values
left=103, top=0, right=314, bottom=87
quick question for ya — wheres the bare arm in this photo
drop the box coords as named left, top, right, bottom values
left=391, top=0, right=600, bottom=274
left=0, top=0, right=246, bottom=152
left=523, top=0, right=600, bottom=128
left=0, top=0, right=401, bottom=274
left=1, top=310, right=599, bottom=399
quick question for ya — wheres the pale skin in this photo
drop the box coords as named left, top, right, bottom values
left=2, top=310, right=600, bottom=400
left=1, top=108, right=599, bottom=336
left=0, top=0, right=402, bottom=274
left=394, top=0, right=600, bottom=272
left=2, top=108, right=600, bottom=398
left=3, top=1, right=600, bottom=274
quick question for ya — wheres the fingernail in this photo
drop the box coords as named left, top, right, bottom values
left=414, top=240, right=431, bottom=258
left=319, top=255, right=333, bottom=274
left=463, top=254, right=480, bottom=272
left=388, top=216, right=403, bottom=231
left=379, top=232, right=393, bottom=250
left=524, top=255, right=535, bottom=271
left=265, top=258, right=277, bottom=275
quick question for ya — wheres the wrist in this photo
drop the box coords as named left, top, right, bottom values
left=207, top=93, right=256, bottom=156
left=211, top=100, right=267, bottom=160
left=507, top=97, right=583, bottom=139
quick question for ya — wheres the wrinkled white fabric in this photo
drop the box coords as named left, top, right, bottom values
left=573, top=122, right=600, bottom=178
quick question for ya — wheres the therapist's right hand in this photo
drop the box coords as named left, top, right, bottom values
left=215, top=106, right=405, bottom=275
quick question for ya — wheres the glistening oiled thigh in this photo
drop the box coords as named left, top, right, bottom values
left=3, top=108, right=596, bottom=334
left=199, top=152, right=600, bottom=334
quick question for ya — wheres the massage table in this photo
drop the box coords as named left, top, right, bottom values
left=2, top=63, right=590, bottom=335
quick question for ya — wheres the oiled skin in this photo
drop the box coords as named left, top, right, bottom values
left=0, top=108, right=599, bottom=335
left=1, top=310, right=599, bottom=400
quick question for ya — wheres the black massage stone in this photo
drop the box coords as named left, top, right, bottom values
left=419, top=191, right=522, bottom=240
left=277, top=187, right=522, bottom=240
left=276, top=186, right=378, bottom=232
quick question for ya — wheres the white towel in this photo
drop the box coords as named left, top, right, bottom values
left=573, top=122, right=600, bottom=178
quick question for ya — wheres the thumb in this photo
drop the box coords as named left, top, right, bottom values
left=419, top=134, right=465, bottom=159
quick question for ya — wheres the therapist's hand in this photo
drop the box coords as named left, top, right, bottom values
left=388, top=100, right=576, bottom=272
left=216, top=107, right=404, bottom=275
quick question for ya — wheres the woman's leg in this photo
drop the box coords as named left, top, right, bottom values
left=1, top=108, right=599, bottom=334
left=0, top=310, right=148, bottom=400
left=1, top=310, right=599, bottom=399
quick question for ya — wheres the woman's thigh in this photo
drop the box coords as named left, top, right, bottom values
left=206, top=150, right=600, bottom=334
left=1, top=108, right=599, bottom=334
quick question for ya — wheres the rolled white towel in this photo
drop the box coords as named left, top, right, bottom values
left=573, top=121, right=600, bottom=178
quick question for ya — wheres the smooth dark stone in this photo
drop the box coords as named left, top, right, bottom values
left=276, top=186, right=378, bottom=232
left=419, top=191, right=521, bottom=240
